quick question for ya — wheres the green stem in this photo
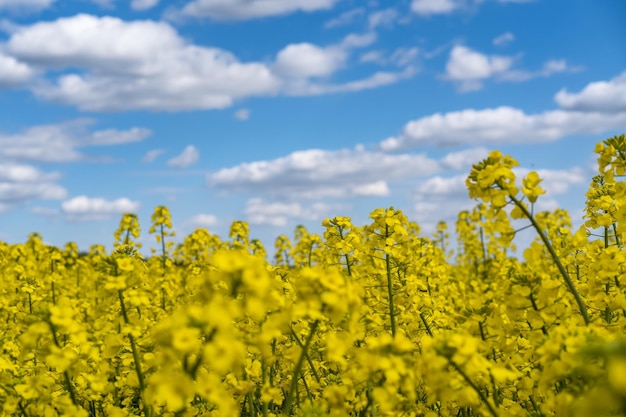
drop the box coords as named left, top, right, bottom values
left=118, top=290, right=150, bottom=417
left=283, top=320, right=319, bottom=416
left=290, top=328, right=321, bottom=384
left=420, top=313, right=434, bottom=337
left=448, top=359, right=499, bottom=417
left=160, top=223, right=167, bottom=270
left=509, top=195, right=590, bottom=325
left=385, top=224, right=397, bottom=338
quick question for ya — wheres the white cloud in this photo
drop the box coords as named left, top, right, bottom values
left=0, top=163, right=67, bottom=211
left=324, top=8, right=364, bottom=28
left=7, top=14, right=280, bottom=111
left=444, top=45, right=578, bottom=91
left=274, top=33, right=376, bottom=80
left=492, top=32, right=515, bottom=46
left=188, top=213, right=218, bottom=227
left=381, top=106, right=626, bottom=151
left=234, top=108, right=250, bottom=120
left=4, top=14, right=407, bottom=111
left=0, top=53, right=35, bottom=87
left=445, top=45, right=514, bottom=91
left=555, top=71, right=626, bottom=113
left=167, top=145, right=199, bottom=168
left=411, top=0, right=459, bottom=16
left=131, top=0, right=158, bottom=10
left=244, top=198, right=339, bottom=227
left=173, top=0, right=338, bottom=20
left=208, top=147, right=441, bottom=198
left=368, top=8, right=398, bottom=29
left=0, top=119, right=150, bottom=163
left=0, top=182, right=67, bottom=202
left=61, top=196, right=140, bottom=221
left=142, top=149, right=165, bottom=163
left=0, top=163, right=59, bottom=182
left=274, top=43, right=346, bottom=78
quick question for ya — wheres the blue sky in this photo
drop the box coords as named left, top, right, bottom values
left=0, top=0, right=625, bottom=255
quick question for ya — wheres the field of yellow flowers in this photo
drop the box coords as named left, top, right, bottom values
left=2, top=135, right=626, bottom=417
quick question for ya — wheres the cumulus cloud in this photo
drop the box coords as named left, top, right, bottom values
left=0, top=163, right=67, bottom=211
left=380, top=106, right=626, bottom=151
left=444, top=45, right=577, bottom=91
left=172, top=0, right=338, bottom=21
left=208, top=145, right=471, bottom=199
left=493, top=32, right=515, bottom=46
left=6, top=14, right=280, bottom=111
left=0, top=53, right=35, bottom=87
left=444, top=45, right=515, bottom=91
left=2, top=14, right=411, bottom=111
left=244, top=198, right=341, bottom=227
left=274, top=43, right=347, bottom=78
left=167, top=145, right=199, bottom=168
left=0, top=119, right=151, bottom=163
left=61, top=196, right=140, bottom=221
left=555, top=71, right=626, bottom=113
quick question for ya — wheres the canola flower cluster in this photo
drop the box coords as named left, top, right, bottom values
left=2, top=135, right=626, bottom=417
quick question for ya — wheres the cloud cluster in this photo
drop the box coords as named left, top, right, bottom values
left=208, top=146, right=447, bottom=198
left=381, top=72, right=626, bottom=152
left=0, top=119, right=149, bottom=213
left=0, top=119, right=150, bottom=162
left=0, top=163, right=67, bottom=213
left=1, top=14, right=413, bottom=111
left=61, top=196, right=140, bottom=221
